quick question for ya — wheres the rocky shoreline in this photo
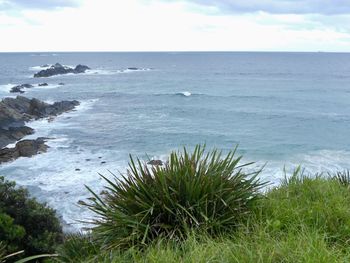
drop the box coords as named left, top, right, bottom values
left=34, top=63, right=90, bottom=78
left=0, top=96, right=79, bottom=164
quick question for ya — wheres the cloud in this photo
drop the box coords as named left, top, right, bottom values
left=0, top=0, right=80, bottom=10
left=182, top=0, right=350, bottom=15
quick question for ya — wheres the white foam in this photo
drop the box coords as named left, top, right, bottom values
left=122, top=68, right=152, bottom=73
left=85, top=69, right=116, bottom=75
left=29, top=65, right=51, bottom=71
left=178, top=91, right=192, bottom=97
left=0, top=84, right=15, bottom=92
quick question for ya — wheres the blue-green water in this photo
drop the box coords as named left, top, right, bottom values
left=1, top=52, right=350, bottom=229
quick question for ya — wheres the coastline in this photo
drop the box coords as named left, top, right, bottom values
left=0, top=96, right=80, bottom=164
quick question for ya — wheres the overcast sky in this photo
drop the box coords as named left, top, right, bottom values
left=1, top=0, right=350, bottom=52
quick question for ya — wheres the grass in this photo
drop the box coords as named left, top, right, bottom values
left=54, top=226, right=350, bottom=263
left=259, top=167, right=350, bottom=245
left=52, top=165, right=350, bottom=263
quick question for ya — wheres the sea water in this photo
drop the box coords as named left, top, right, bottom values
left=1, top=52, right=350, bottom=230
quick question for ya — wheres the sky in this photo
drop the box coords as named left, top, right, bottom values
left=1, top=0, right=350, bottom=52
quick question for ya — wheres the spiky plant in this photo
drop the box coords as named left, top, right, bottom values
left=82, top=145, right=264, bottom=249
left=333, top=170, right=350, bottom=188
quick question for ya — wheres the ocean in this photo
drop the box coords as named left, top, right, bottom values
left=1, top=52, right=350, bottom=230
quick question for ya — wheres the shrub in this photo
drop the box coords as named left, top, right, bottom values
left=0, top=176, right=63, bottom=257
left=0, top=213, right=25, bottom=253
left=82, top=145, right=264, bottom=249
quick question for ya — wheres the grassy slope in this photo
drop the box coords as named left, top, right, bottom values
left=53, top=172, right=350, bottom=263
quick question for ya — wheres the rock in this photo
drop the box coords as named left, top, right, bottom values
left=38, top=83, right=48, bottom=86
left=0, top=138, right=48, bottom=164
left=75, top=168, right=81, bottom=171
left=0, top=96, right=80, bottom=149
left=58, top=83, right=65, bottom=86
left=127, top=67, right=139, bottom=70
left=85, top=158, right=91, bottom=161
left=147, top=160, right=163, bottom=166
left=101, top=161, right=106, bottom=164
left=74, top=64, right=90, bottom=73
left=0, top=126, right=34, bottom=148
left=34, top=63, right=90, bottom=78
left=10, top=84, right=34, bottom=93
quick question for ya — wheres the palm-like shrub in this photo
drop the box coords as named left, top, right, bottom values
left=82, top=145, right=264, bottom=249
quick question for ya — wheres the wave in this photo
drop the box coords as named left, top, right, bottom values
left=29, top=64, right=75, bottom=71
left=29, top=53, right=58, bottom=57
left=0, top=83, right=65, bottom=93
left=0, top=83, right=15, bottom=93
left=85, top=67, right=153, bottom=75
left=176, top=91, right=192, bottom=97
left=29, top=65, right=51, bottom=71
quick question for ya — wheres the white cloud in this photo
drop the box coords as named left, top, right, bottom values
left=0, top=0, right=350, bottom=52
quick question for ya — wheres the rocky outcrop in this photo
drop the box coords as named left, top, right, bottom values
left=34, top=63, right=90, bottom=78
left=0, top=126, right=34, bottom=148
left=0, top=138, right=48, bottom=164
left=10, top=84, right=33, bottom=94
left=0, top=96, right=79, bottom=149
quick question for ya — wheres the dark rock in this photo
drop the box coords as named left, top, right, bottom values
left=38, top=83, right=48, bottom=86
left=101, top=161, right=106, bottom=164
left=0, top=126, right=34, bottom=149
left=0, top=138, right=48, bottom=164
left=75, top=168, right=81, bottom=171
left=34, top=63, right=90, bottom=78
left=85, top=159, right=91, bottom=161
left=58, top=83, right=65, bottom=86
left=127, top=67, right=139, bottom=70
left=10, top=84, right=34, bottom=93
left=0, top=96, right=80, bottom=149
left=147, top=160, right=163, bottom=166
left=74, top=64, right=90, bottom=73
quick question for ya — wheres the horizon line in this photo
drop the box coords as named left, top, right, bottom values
left=0, top=50, right=349, bottom=54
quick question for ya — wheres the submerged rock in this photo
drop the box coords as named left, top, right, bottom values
left=10, top=84, right=34, bottom=94
left=147, top=160, right=163, bottom=166
left=34, top=63, right=90, bottom=78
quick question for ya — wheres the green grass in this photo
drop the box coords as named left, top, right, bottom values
left=52, top=166, right=350, bottom=263
left=54, top=227, right=350, bottom=263
left=259, top=167, right=350, bottom=245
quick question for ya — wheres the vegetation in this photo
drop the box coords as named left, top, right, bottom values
left=4, top=145, right=350, bottom=262
left=0, top=176, right=63, bottom=259
left=81, top=145, right=264, bottom=249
